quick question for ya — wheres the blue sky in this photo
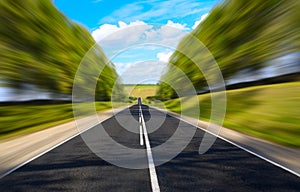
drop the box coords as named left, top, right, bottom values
left=54, top=0, right=219, bottom=31
left=53, top=0, right=221, bottom=84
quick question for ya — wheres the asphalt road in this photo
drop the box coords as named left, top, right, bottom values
left=0, top=104, right=299, bottom=191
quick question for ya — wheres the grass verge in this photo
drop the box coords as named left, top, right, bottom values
left=0, top=102, right=125, bottom=140
left=163, top=82, right=300, bottom=148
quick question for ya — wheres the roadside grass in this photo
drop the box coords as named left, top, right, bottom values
left=0, top=102, right=124, bottom=140
left=163, top=82, right=300, bottom=148
left=124, top=85, right=158, bottom=102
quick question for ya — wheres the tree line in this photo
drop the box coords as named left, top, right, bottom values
left=0, top=0, right=123, bottom=101
left=157, top=0, right=300, bottom=100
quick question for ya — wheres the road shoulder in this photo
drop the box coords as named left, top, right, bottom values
left=0, top=106, right=128, bottom=178
left=152, top=106, right=300, bottom=177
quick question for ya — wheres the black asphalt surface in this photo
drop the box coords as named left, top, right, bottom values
left=0, top=104, right=299, bottom=191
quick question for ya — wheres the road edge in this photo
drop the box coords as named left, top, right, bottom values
left=0, top=106, right=129, bottom=179
left=151, top=106, right=300, bottom=177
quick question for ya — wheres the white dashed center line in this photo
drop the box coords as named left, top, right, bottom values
left=139, top=104, right=160, bottom=192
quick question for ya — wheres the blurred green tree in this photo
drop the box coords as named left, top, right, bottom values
left=157, top=0, right=300, bottom=100
left=0, top=0, right=123, bottom=101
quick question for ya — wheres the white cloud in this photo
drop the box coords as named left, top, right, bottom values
left=165, top=20, right=189, bottom=31
left=114, top=49, right=174, bottom=84
left=157, top=51, right=173, bottom=63
left=91, top=20, right=188, bottom=49
left=118, top=60, right=167, bottom=84
left=91, top=24, right=119, bottom=42
left=91, top=20, right=151, bottom=43
left=192, top=13, right=209, bottom=30
left=91, top=20, right=188, bottom=84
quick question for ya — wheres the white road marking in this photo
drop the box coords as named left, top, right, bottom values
left=160, top=108, right=300, bottom=178
left=139, top=105, right=160, bottom=192
left=139, top=124, right=144, bottom=146
left=0, top=108, right=126, bottom=179
left=139, top=114, right=144, bottom=145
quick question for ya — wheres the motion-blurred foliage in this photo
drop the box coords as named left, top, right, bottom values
left=158, top=0, right=300, bottom=100
left=0, top=0, right=122, bottom=101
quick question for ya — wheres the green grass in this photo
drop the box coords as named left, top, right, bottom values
left=163, top=82, right=300, bottom=148
left=124, top=85, right=158, bottom=101
left=0, top=102, right=125, bottom=140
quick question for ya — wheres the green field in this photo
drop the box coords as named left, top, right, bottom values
left=0, top=102, right=124, bottom=140
left=163, top=82, right=300, bottom=148
left=124, top=85, right=158, bottom=102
